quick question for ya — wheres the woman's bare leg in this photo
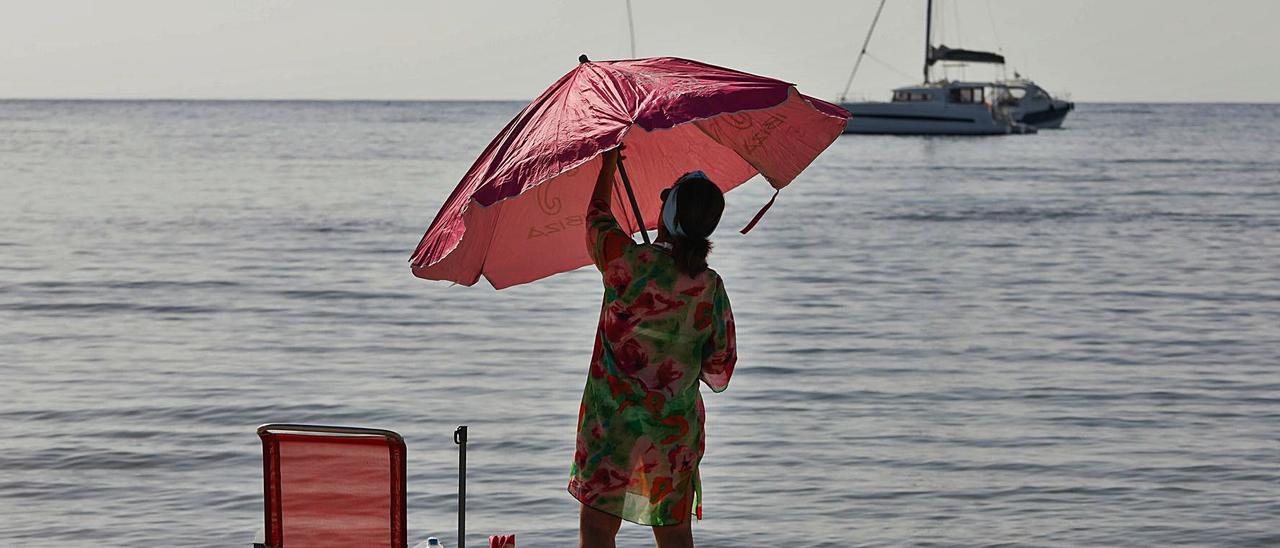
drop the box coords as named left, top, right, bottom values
left=580, top=504, right=621, bottom=548
left=653, top=486, right=695, bottom=548
left=652, top=519, right=693, bottom=548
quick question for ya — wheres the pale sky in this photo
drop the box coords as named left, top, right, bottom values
left=2, top=0, right=1276, bottom=102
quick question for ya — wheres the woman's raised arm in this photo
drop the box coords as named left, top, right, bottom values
left=590, top=147, right=621, bottom=211
left=585, top=147, right=634, bottom=272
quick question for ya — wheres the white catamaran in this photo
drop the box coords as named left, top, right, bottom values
left=839, top=0, right=1073, bottom=135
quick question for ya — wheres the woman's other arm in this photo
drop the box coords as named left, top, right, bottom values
left=701, top=276, right=737, bottom=392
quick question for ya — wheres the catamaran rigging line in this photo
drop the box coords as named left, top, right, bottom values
left=838, top=0, right=888, bottom=102
left=841, top=0, right=1016, bottom=98
left=625, top=0, right=637, bottom=58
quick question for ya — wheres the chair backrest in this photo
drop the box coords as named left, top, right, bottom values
left=258, top=424, right=407, bottom=548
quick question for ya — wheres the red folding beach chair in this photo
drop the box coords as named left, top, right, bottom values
left=253, top=424, right=493, bottom=548
left=255, top=424, right=409, bottom=548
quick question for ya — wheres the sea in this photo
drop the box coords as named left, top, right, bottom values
left=1, top=100, right=1277, bottom=547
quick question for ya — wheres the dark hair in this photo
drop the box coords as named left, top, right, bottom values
left=668, top=178, right=725, bottom=276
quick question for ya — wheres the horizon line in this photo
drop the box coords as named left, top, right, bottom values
left=1, top=96, right=1278, bottom=105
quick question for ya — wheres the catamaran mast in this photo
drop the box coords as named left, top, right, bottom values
left=923, top=0, right=934, bottom=83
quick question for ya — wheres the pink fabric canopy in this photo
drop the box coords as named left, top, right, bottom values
left=410, top=57, right=849, bottom=289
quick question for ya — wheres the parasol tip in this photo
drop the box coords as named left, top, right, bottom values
left=578, top=54, right=590, bottom=64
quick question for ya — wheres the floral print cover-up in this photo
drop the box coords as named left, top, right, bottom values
left=568, top=198, right=737, bottom=526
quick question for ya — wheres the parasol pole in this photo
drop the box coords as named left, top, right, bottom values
left=583, top=53, right=650, bottom=244
left=615, top=155, right=651, bottom=244
left=579, top=54, right=649, bottom=244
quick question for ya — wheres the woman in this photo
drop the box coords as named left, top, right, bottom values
left=569, top=147, right=737, bottom=548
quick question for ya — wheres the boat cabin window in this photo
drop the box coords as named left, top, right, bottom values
left=992, top=87, right=1024, bottom=106
left=892, top=91, right=932, bottom=102
left=948, top=87, right=984, bottom=104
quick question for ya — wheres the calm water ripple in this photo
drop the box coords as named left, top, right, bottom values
left=1, top=100, right=1278, bottom=546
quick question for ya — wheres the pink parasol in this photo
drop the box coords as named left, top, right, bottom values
left=410, top=56, right=849, bottom=289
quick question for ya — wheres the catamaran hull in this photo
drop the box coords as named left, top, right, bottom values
left=840, top=102, right=1033, bottom=135
left=1015, top=101, right=1074, bottom=129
